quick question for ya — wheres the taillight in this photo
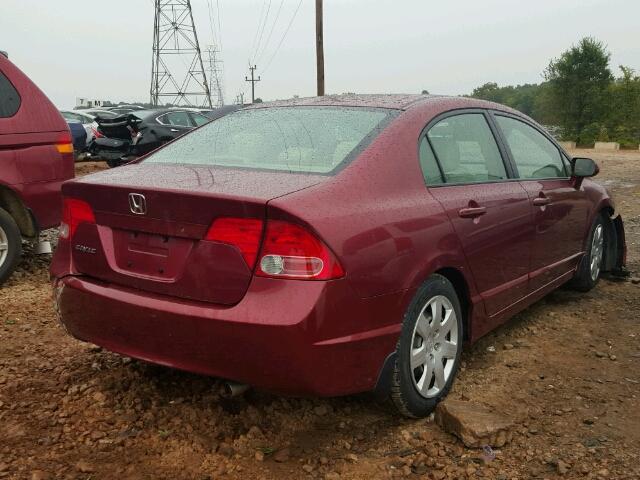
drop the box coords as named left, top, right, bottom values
left=91, top=126, right=104, bottom=139
left=59, top=198, right=95, bottom=240
left=256, top=220, right=344, bottom=280
left=56, top=132, right=74, bottom=154
left=205, top=217, right=264, bottom=268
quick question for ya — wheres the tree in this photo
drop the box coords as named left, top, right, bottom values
left=607, top=66, right=640, bottom=146
left=253, top=98, right=263, bottom=103
left=544, top=37, right=613, bottom=141
left=421, top=89, right=430, bottom=95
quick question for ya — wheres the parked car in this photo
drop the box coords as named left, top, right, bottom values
left=89, top=108, right=212, bottom=167
left=61, top=110, right=93, bottom=147
left=0, top=53, right=74, bottom=284
left=81, top=109, right=118, bottom=119
left=105, top=105, right=146, bottom=115
left=66, top=121, right=87, bottom=153
left=51, top=95, right=626, bottom=417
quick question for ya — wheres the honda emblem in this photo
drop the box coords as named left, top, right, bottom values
left=128, top=193, right=147, bottom=215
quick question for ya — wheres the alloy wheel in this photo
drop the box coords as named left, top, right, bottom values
left=0, top=225, right=8, bottom=269
left=410, top=295, right=459, bottom=398
left=590, top=224, right=604, bottom=281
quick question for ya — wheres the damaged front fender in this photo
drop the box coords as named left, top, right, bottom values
left=604, top=214, right=629, bottom=277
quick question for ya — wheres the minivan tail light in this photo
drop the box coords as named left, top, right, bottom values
left=59, top=198, right=95, bottom=240
left=56, top=132, right=74, bottom=154
left=205, top=217, right=264, bottom=268
left=256, top=220, right=344, bottom=280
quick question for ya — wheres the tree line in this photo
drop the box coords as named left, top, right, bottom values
left=468, top=38, right=640, bottom=148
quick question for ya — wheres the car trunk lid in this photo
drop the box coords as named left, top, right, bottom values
left=63, top=163, right=326, bottom=304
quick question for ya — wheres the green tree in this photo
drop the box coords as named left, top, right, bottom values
left=544, top=37, right=613, bottom=141
left=607, top=66, right=640, bottom=146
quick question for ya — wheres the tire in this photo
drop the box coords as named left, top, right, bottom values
left=0, top=207, right=22, bottom=286
left=391, top=274, right=464, bottom=418
left=569, top=215, right=606, bottom=292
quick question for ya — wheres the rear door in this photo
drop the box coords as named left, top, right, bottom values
left=157, top=111, right=194, bottom=138
left=419, top=111, right=533, bottom=317
left=492, top=114, right=591, bottom=290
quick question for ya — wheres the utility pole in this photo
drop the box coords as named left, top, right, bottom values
left=245, top=65, right=261, bottom=103
left=235, top=92, right=245, bottom=105
left=315, top=0, right=324, bottom=96
left=150, top=0, right=212, bottom=108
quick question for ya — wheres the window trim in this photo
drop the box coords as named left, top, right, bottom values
left=417, top=108, right=515, bottom=188
left=488, top=110, right=571, bottom=181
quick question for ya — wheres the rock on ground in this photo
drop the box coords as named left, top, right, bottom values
left=435, top=399, right=515, bottom=448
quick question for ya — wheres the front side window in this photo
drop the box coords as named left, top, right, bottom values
left=424, top=113, right=507, bottom=184
left=0, top=70, right=20, bottom=118
left=496, top=116, right=567, bottom=179
left=144, top=106, right=392, bottom=174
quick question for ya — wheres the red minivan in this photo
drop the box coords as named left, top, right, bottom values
left=0, top=52, right=75, bottom=284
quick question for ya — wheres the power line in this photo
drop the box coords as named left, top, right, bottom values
left=250, top=1, right=268, bottom=61
left=263, top=0, right=303, bottom=74
left=255, top=0, right=285, bottom=65
left=252, top=0, right=272, bottom=63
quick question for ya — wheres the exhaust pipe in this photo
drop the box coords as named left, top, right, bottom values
left=222, top=381, right=250, bottom=398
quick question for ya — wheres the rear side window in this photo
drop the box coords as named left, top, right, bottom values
left=423, top=113, right=507, bottom=184
left=190, top=112, right=210, bottom=126
left=495, top=116, right=567, bottom=179
left=0, top=70, right=21, bottom=118
left=419, top=137, right=444, bottom=185
left=144, top=106, right=392, bottom=174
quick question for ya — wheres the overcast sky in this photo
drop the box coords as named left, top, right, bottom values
left=1, top=0, right=638, bottom=109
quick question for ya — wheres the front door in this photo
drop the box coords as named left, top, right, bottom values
left=492, top=114, right=591, bottom=291
left=419, top=112, right=534, bottom=318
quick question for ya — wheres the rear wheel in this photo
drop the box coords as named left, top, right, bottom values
left=391, top=274, right=463, bottom=418
left=0, top=207, right=22, bottom=285
left=570, top=215, right=605, bottom=292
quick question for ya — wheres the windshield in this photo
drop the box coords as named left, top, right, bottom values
left=143, top=106, right=393, bottom=174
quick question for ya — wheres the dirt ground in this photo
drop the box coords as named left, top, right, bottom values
left=1, top=151, right=638, bottom=480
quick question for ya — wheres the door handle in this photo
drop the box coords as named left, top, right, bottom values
left=458, top=206, right=487, bottom=218
left=170, top=128, right=180, bottom=132
left=533, top=196, right=551, bottom=207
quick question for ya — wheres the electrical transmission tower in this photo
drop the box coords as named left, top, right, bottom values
left=205, top=45, right=224, bottom=108
left=150, top=0, right=212, bottom=108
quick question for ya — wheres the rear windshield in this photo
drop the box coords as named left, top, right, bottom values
left=143, top=106, right=393, bottom=174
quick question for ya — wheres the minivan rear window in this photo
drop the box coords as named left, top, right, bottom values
left=0, top=70, right=21, bottom=118
left=144, top=106, right=393, bottom=174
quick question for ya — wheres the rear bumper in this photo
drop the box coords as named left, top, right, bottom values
left=18, top=179, right=66, bottom=230
left=55, top=275, right=405, bottom=396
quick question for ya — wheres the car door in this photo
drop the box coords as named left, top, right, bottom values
left=189, top=112, right=211, bottom=127
left=492, top=114, right=591, bottom=291
left=419, top=111, right=534, bottom=317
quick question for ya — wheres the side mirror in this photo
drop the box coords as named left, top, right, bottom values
left=572, top=157, right=599, bottom=178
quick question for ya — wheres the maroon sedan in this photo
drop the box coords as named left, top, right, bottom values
left=51, top=95, right=626, bottom=417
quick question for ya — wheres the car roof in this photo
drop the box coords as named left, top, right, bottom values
left=244, top=94, right=514, bottom=113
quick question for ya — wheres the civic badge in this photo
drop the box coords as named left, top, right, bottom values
left=128, top=193, right=147, bottom=215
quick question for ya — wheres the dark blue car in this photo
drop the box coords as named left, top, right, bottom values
left=66, top=121, right=87, bottom=153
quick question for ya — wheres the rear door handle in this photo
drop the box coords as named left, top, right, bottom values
left=170, top=128, right=180, bottom=132
left=458, top=206, right=487, bottom=218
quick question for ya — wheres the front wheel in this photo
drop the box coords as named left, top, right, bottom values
left=0, top=207, right=22, bottom=286
left=391, top=274, right=463, bottom=418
